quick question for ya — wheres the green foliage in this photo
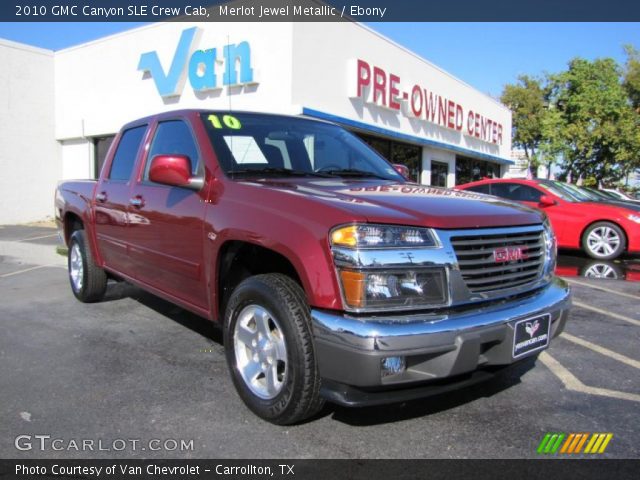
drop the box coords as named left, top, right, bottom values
left=623, top=45, right=640, bottom=112
left=500, top=76, right=549, bottom=177
left=503, top=51, right=640, bottom=185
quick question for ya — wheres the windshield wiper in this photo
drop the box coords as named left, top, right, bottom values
left=228, top=167, right=332, bottom=178
left=319, top=168, right=388, bottom=179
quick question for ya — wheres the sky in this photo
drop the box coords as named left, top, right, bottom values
left=0, top=22, right=638, bottom=97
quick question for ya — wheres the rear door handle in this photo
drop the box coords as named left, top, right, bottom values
left=95, top=192, right=107, bottom=202
left=129, top=196, right=145, bottom=208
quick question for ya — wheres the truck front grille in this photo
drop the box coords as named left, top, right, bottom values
left=451, top=228, right=545, bottom=293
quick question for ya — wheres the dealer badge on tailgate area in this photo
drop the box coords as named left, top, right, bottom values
left=513, top=314, right=551, bottom=358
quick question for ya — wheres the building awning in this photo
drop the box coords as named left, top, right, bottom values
left=302, top=107, right=514, bottom=166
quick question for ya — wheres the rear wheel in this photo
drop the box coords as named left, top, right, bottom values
left=68, top=230, right=107, bottom=302
left=582, top=222, right=626, bottom=260
left=223, top=274, right=324, bottom=425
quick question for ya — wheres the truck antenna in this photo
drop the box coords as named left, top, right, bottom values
left=227, top=34, right=233, bottom=114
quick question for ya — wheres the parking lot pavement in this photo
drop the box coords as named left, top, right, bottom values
left=1, top=226, right=639, bottom=459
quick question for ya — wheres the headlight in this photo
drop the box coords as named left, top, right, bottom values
left=627, top=214, right=640, bottom=224
left=542, top=217, right=557, bottom=274
left=339, top=269, right=447, bottom=310
left=330, top=224, right=439, bottom=249
left=330, top=223, right=447, bottom=312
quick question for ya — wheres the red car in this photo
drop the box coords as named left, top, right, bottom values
left=458, top=178, right=640, bottom=260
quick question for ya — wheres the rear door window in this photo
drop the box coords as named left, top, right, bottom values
left=108, top=125, right=147, bottom=181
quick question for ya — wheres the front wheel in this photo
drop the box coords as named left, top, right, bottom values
left=582, top=222, right=626, bottom=260
left=223, top=274, right=324, bottom=425
left=68, top=230, right=107, bottom=303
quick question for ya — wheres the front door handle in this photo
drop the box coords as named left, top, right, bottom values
left=129, top=196, right=145, bottom=208
left=95, top=192, right=107, bottom=202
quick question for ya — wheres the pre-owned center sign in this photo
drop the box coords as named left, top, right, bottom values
left=350, top=59, right=504, bottom=145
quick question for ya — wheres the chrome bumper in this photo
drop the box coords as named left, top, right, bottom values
left=311, top=277, right=571, bottom=390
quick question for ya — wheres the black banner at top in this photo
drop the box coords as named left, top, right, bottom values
left=3, top=0, right=640, bottom=22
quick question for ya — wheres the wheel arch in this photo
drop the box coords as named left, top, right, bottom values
left=215, top=240, right=306, bottom=321
left=63, top=212, right=84, bottom=245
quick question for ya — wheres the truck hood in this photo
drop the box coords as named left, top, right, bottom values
left=242, top=179, right=544, bottom=229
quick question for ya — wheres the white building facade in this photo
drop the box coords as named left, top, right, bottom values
left=0, top=21, right=512, bottom=224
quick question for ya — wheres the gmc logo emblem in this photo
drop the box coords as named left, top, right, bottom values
left=493, top=246, right=528, bottom=263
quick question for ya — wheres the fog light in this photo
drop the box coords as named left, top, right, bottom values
left=381, top=356, right=406, bottom=377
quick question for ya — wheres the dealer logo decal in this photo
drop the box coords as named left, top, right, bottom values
left=525, top=320, right=540, bottom=338
left=537, top=432, right=613, bottom=454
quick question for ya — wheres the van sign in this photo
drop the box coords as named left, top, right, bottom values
left=138, top=27, right=256, bottom=98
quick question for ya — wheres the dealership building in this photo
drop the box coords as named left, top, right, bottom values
left=0, top=21, right=513, bottom=224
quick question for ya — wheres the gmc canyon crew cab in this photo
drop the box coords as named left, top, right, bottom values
left=55, top=110, right=571, bottom=424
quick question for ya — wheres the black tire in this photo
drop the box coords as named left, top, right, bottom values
left=223, top=274, right=324, bottom=425
left=581, top=222, right=626, bottom=260
left=68, top=230, right=107, bottom=303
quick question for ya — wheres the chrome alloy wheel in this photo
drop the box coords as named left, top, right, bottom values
left=69, top=242, right=84, bottom=291
left=586, top=226, right=621, bottom=257
left=233, top=305, right=288, bottom=399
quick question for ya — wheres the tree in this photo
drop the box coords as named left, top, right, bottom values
left=623, top=45, right=640, bottom=112
left=501, top=76, right=549, bottom=178
left=548, top=57, right=640, bottom=185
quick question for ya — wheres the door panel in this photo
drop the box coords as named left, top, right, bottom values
left=94, top=125, right=147, bottom=273
left=94, top=181, right=133, bottom=271
left=126, top=184, right=208, bottom=308
left=127, top=118, right=208, bottom=309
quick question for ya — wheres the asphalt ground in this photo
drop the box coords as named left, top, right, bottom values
left=0, top=225, right=639, bottom=459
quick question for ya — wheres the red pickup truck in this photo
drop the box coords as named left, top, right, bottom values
left=55, top=110, right=571, bottom=424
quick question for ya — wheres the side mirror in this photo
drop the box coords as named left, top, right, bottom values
left=393, top=163, right=411, bottom=180
left=148, top=155, right=203, bottom=190
left=539, top=195, right=556, bottom=207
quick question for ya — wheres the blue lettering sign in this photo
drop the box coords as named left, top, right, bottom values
left=138, top=27, right=254, bottom=98
left=189, top=48, right=217, bottom=91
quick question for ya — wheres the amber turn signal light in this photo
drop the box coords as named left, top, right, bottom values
left=339, top=270, right=366, bottom=308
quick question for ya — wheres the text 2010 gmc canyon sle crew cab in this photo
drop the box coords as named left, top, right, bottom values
left=55, top=110, right=571, bottom=424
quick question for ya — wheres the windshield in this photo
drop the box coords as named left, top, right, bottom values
left=554, top=181, right=599, bottom=201
left=537, top=180, right=580, bottom=202
left=582, top=187, right=615, bottom=200
left=200, top=112, right=404, bottom=181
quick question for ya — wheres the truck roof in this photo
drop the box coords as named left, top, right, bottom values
left=121, top=109, right=335, bottom=130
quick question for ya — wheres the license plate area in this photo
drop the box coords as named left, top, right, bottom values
left=513, top=314, right=551, bottom=359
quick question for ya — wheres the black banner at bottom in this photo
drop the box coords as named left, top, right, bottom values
left=2, top=459, right=639, bottom=480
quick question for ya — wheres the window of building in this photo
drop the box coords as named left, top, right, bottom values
left=430, top=161, right=449, bottom=187
left=455, top=156, right=500, bottom=185
left=94, top=135, right=115, bottom=179
left=357, top=134, right=422, bottom=183
left=108, top=125, right=147, bottom=181
left=146, top=120, right=200, bottom=178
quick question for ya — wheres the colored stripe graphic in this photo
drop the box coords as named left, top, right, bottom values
left=574, top=433, right=589, bottom=453
left=537, top=433, right=565, bottom=454
left=537, top=434, right=551, bottom=454
left=584, top=433, right=614, bottom=454
left=560, top=433, right=575, bottom=453
left=538, top=433, right=613, bottom=454
left=549, top=434, right=565, bottom=454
